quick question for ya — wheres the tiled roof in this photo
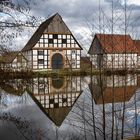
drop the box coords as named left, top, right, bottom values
left=95, top=34, right=138, bottom=53
left=133, top=40, right=140, bottom=55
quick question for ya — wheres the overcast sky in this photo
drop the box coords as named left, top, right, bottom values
left=2, top=0, right=140, bottom=52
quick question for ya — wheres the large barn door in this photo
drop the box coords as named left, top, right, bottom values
left=52, top=53, right=63, bottom=69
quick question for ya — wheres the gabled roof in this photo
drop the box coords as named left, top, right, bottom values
left=89, top=33, right=137, bottom=54
left=0, top=51, right=18, bottom=63
left=0, top=51, right=27, bottom=63
left=134, top=40, right=140, bottom=55
left=22, top=13, right=82, bottom=51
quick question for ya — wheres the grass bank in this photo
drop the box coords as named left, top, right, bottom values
left=0, top=68, right=139, bottom=79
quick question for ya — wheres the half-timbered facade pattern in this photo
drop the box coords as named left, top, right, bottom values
left=134, top=40, right=140, bottom=68
left=22, top=13, right=82, bottom=70
left=88, top=34, right=138, bottom=69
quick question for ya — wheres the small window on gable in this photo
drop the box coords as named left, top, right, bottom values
left=72, top=50, right=75, bottom=54
left=38, top=59, right=44, bottom=64
left=49, top=34, right=53, bottom=38
left=48, top=39, right=53, bottom=44
left=62, top=39, right=67, bottom=44
left=53, top=34, right=58, bottom=39
left=67, top=35, right=70, bottom=39
left=58, top=35, right=61, bottom=39
left=63, top=35, right=66, bottom=39
left=40, top=38, right=43, bottom=43
left=38, top=50, right=44, bottom=55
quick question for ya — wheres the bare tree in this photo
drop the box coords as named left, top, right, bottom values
left=0, top=0, right=45, bottom=50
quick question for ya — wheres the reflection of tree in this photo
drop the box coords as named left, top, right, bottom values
left=65, top=74, right=140, bottom=140
left=0, top=76, right=140, bottom=139
left=0, top=0, right=45, bottom=51
left=0, top=112, right=46, bottom=140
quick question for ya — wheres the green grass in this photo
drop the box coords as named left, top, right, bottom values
left=123, top=136, right=140, bottom=140
left=0, top=68, right=139, bottom=79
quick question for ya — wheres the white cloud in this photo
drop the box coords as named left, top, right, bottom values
left=128, top=0, right=140, bottom=5
left=2, top=0, right=140, bottom=51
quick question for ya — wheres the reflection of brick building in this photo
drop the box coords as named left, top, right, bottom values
left=89, top=75, right=138, bottom=104
left=28, top=77, right=82, bottom=126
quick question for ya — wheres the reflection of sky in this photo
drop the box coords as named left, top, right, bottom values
left=128, top=0, right=140, bottom=5
left=0, top=92, right=33, bottom=110
left=0, top=76, right=140, bottom=139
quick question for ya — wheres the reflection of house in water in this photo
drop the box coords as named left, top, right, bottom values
left=0, top=79, right=26, bottom=96
left=27, top=77, right=82, bottom=126
left=89, top=75, right=138, bottom=104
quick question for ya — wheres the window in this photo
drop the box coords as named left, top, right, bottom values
left=50, top=99, right=54, bottom=104
left=40, top=38, right=43, bottom=43
left=48, top=39, right=53, bottom=44
left=53, top=34, right=58, bottom=39
left=38, top=59, right=44, bottom=64
left=49, top=34, right=53, bottom=38
left=72, top=50, right=75, bottom=54
left=58, top=35, right=62, bottom=39
left=44, top=34, right=48, bottom=39
left=38, top=50, right=44, bottom=55
left=72, top=59, right=76, bottom=65
left=62, top=39, right=67, bottom=44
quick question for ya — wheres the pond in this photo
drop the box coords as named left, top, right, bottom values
left=0, top=74, right=140, bottom=140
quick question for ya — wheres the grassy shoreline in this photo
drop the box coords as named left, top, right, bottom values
left=0, top=69, right=139, bottom=79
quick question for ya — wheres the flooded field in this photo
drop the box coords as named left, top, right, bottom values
left=0, top=75, right=140, bottom=140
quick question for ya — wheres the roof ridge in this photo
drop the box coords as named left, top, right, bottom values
left=22, top=13, right=61, bottom=52
left=96, top=33, right=130, bottom=36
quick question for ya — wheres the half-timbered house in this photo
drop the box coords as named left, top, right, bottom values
left=134, top=40, right=140, bottom=68
left=88, top=34, right=138, bottom=69
left=22, top=13, right=82, bottom=71
left=0, top=51, right=28, bottom=71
